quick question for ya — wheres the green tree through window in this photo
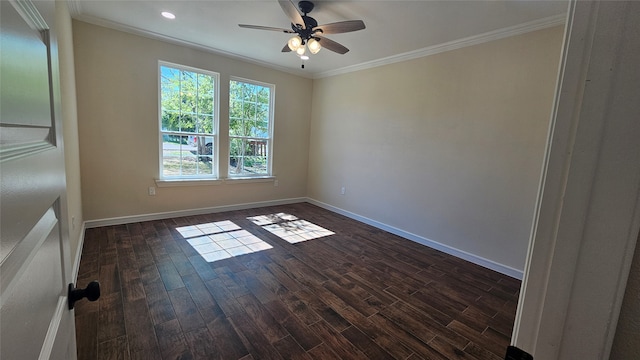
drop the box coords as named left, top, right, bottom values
left=160, top=63, right=218, bottom=178
left=229, top=79, right=273, bottom=177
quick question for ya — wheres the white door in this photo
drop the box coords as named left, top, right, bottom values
left=1, top=0, right=77, bottom=359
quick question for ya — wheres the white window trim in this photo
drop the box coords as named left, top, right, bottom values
left=228, top=76, right=275, bottom=178
left=154, top=176, right=275, bottom=188
left=158, top=60, right=220, bottom=180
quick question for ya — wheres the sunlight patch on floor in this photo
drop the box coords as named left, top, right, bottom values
left=247, top=213, right=335, bottom=244
left=176, top=220, right=272, bottom=262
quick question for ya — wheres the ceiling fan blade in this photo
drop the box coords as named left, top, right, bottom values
left=316, top=36, right=349, bottom=54
left=281, top=43, right=292, bottom=52
left=314, top=20, right=365, bottom=35
left=239, top=24, right=295, bottom=33
left=278, top=0, right=305, bottom=29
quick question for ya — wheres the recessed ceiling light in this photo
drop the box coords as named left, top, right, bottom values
left=161, top=11, right=175, bottom=19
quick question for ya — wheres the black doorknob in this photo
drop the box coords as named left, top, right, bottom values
left=68, top=281, right=100, bottom=309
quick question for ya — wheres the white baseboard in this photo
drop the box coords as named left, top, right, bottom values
left=81, top=196, right=522, bottom=279
left=71, top=222, right=86, bottom=283
left=84, top=197, right=307, bottom=228
left=306, top=198, right=524, bottom=280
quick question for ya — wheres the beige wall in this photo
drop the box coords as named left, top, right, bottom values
left=308, top=26, right=563, bottom=271
left=73, top=21, right=312, bottom=220
left=56, top=1, right=83, bottom=267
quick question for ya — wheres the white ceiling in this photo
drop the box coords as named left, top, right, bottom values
left=68, top=0, right=568, bottom=78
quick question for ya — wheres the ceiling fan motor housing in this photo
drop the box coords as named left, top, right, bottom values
left=292, top=15, right=319, bottom=42
left=298, top=1, right=314, bottom=14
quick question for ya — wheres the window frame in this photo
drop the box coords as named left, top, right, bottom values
left=158, top=61, right=220, bottom=180
left=228, top=76, right=275, bottom=178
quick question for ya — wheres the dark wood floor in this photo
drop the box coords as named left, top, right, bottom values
left=74, top=202, right=520, bottom=360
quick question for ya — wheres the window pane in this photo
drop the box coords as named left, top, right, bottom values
left=162, top=111, right=180, bottom=132
left=228, top=79, right=272, bottom=177
left=244, top=102, right=257, bottom=121
left=246, top=156, right=267, bottom=175
left=181, top=153, right=198, bottom=175
left=229, top=138, right=244, bottom=157
left=196, top=115, right=213, bottom=135
left=180, top=114, right=196, bottom=133
left=194, top=136, right=213, bottom=156
left=180, top=70, right=197, bottom=119
left=160, top=63, right=218, bottom=179
left=229, top=117, right=242, bottom=136
left=243, top=84, right=256, bottom=102
left=197, top=73, right=214, bottom=113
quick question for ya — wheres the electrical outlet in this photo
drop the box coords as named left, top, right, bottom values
left=340, top=186, right=346, bottom=195
left=148, top=186, right=156, bottom=196
left=72, top=216, right=76, bottom=230
left=274, top=180, right=279, bottom=187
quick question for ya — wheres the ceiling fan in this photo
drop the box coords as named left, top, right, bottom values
left=239, top=0, right=365, bottom=57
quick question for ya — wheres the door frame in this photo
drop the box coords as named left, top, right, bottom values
left=512, top=0, right=640, bottom=358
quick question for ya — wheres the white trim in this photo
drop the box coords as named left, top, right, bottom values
left=72, top=13, right=311, bottom=79
left=65, top=0, right=82, bottom=17
left=512, top=0, right=640, bottom=358
left=224, top=176, right=275, bottom=184
left=314, top=14, right=566, bottom=79
left=307, top=198, right=523, bottom=279
left=38, top=296, right=66, bottom=360
left=84, top=197, right=307, bottom=228
left=155, top=178, right=223, bottom=188
left=71, top=222, right=86, bottom=283
left=84, top=196, right=523, bottom=278
left=11, top=0, right=49, bottom=31
left=71, top=11, right=564, bottom=80
left=154, top=176, right=275, bottom=187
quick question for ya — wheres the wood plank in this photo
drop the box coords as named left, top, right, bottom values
left=205, top=309, right=250, bottom=359
left=229, top=309, right=285, bottom=360
left=75, top=203, right=521, bottom=360
left=156, top=257, right=185, bottom=291
left=123, top=299, right=159, bottom=355
left=154, top=319, right=192, bottom=360
left=97, top=292, right=126, bottom=343
left=272, top=335, right=313, bottom=360
left=167, top=287, right=206, bottom=333
left=263, top=299, right=323, bottom=351
left=333, top=305, right=414, bottom=360
left=184, top=327, right=220, bottom=360
left=76, top=312, right=98, bottom=360
left=143, top=280, right=176, bottom=325
left=120, top=268, right=145, bottom=304
left=97, top=335, right=130, bottom=360
left=235, top=293, right=288, bottom=343
left=340, top=325, right=394, bottom=360
left=308, top=320, right=368, bottom=360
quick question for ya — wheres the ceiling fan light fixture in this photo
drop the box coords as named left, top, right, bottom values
left=296, top=45, right=306, bottom=55
left=307, top=38, right=321, bottom=54
left=287, top=35, right=302, bottom=51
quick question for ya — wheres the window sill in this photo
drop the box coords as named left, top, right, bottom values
left=155, top=176, right=275, bottom=188
left=225, top=176, right=275, bottom=184
left=155, top=178, right=223, bottom=188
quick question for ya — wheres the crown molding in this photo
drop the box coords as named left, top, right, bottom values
left=71, top=13, right=313, bottom=79
left=313, top=13, right=567, bottom=79
left=70, top=9, right=565, bottom=81
left=65, top=0, right=82, bottom=17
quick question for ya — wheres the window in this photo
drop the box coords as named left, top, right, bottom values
left=229, top=79, right=273, bottom=177
left=159, top=62, right=218, bottom=179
